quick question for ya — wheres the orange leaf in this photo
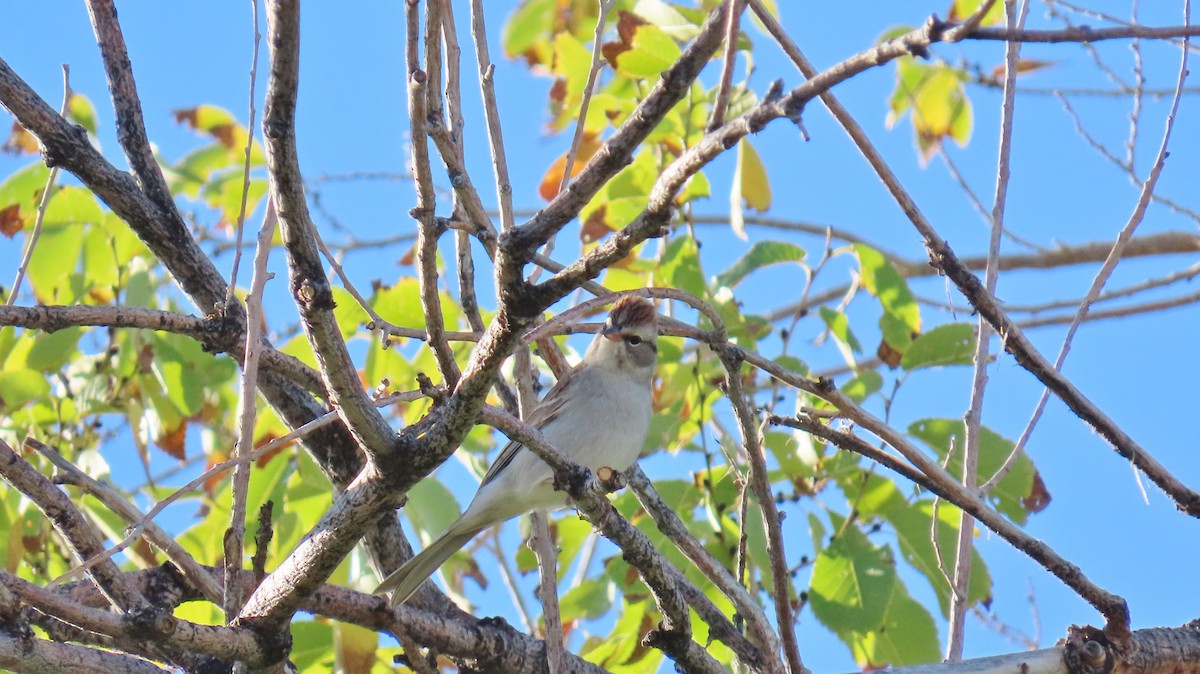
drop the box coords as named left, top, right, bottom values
left=876, top=339, right=903, bottom=369
left=990, top=58, right=1056, bottom=81
left=398, top=242, right=418, bottom=266
left=253, top=432, right=292, bottom=468
left=601, top=11, right=647, bottom=65
left=2, top=121, right=39, bottom=155
left=0, top=204, right=24, bottom=238
left=203, top=449, right=229, bottom=495
left=1023, top=471, right=1052, bottom=513
left=154, top=419, right=188, bottom=461
left=538, top=134, right=602, bottom=201
left=580, top=206, right=613, bottom=242
left=209, top=123, right=239, bottom=149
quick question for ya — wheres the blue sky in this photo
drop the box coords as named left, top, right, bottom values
left=3, top=2, right=1199, bottom=672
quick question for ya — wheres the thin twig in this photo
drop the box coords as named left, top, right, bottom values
left=984, top=0, right=1192, bottom=495
left=7, top=65, right=70, bottom=306
left=949, top=2, right=1030, bottom=659
left=223, top=194, right=278, bottom=621
left=707, top=0, right=745, bottom=130
left=25, top=438, right=223, bottom=604
left=224, top=0, right=264, bottom=306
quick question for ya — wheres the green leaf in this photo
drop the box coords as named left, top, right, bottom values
left=502, top=0, right=556, bottom=63
left=840, top=370, right=882, bottom=403
left=613, top=23, right=683, bottom=79
left=848, top=471, right=993, bottom=616
left=27, top=187, right=102, bottom=300
left=82, top=225, right=121, bottom=297
left=633, top=0, right=700, bottom=41
left=809, top=517, right=896, bottom=633
left=902, top=323, right=976, bottom=370
left=27, top=223, right=85, bottom=305
left=908, top=418, right=1041, bottom=524
left=21, top=328, right=83, bottom=372
left=714, top=240, right=805, bottom=289
left=950, top=0, right=1006, bottom=26
left=854, top=244, right=920, bottom=353
left=820, top=306, right=861, bottom=356
left=560, top=577, right=613, bottom=622
left=656, top=236, right=706, bottom=298
left=404, top=478, right=462, bottom=547
left=168, top=144, right=237, bottom=198
left=736, top=139, right=771, bottom=211
left=887, top=60, right=972, bottom=161
left=67, top=93, right=99, bottom=136
left=0, top=162, right=51, bottom=233
left=290, top=620, right=334, bottom=671
left=0, top=369, right=50, bottom=410
left=845, top=580, right=941, bottom=668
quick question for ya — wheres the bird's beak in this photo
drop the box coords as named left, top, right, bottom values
left=601, top=323, right=622, bottom=342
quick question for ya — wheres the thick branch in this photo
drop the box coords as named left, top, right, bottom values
left=0, top=632, right=169, bottom=674
left=262, top=0, right=398, bottom=460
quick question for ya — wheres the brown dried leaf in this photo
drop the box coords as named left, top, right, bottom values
left=580, top=206, right=613, bottom=242
left=989, top=58, right=1056, bottom=81
left=172, top=107, right=200, bottom=129
left=601, top=11, right=648, bottom=66
left=877, top=339, right=903, bottom=369
left=2, top=121, right=39, bottom=155
left=154, top=419, right=188, bottom=461
left=1022, top=470, right=1052, bottom=513
left=398, top=242, right=418, bottom=266
left=0, top=204, right=24, bottom=238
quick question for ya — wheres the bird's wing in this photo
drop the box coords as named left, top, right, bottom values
left=478, top=368, right=579, bottom=488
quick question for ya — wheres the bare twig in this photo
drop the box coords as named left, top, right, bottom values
left=26, top=439, right=223, bottom=604
left=224, top=194, right=279, bottom=621
left=628, top=466, right=786, bottom=674
left=708, top=0, right=746, bottom=130
left=407, top=0, right=460, bottom=386
left=7, top=65, right=70, bottom=306
left=263, top=0, right=398, bottom=459
left=0, top=438, right=147, bottom=612
left=528, top=511, right=565, bottom=674
left=949, top=0, right=1030, bottom=660
left=985, top=0, right=1194, bottom=496
left=719, top=350, right=806, bottom=674
left=225, top=0, right=264, bottom=305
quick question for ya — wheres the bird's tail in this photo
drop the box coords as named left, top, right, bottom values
left=374, top=525, right=481, bottom=606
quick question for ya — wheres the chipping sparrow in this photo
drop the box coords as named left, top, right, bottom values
left=375, top=295, right=659, bottom=606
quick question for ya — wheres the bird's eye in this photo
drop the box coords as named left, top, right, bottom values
left=625, top=335, right=642, bottom=346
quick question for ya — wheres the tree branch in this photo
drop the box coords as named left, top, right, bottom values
left=262, top=0, right=399, bottom=461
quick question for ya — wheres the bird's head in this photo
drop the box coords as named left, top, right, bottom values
left=586, top=295, right=659, bottom=378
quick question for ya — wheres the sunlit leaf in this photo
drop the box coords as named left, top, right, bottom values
left=902, top=323, right=975, bottom=370
left=0, top=163, right=52, bottom=237
left=844, top=579, right=940, bottom=668
left=908, top=418, right=1044, bottom=524
left=2, top=121, right=39, bottom=156
left=714, top=240, right=805, bottom=289
left=0, top=369, right=51, bottom=410
left=948, top=0, right=1006, bottom=26
left=502, top=0, right=557, bottom=65
left=67, top=93, right=99, bottom=135
left=607, top=14, right=683, bottom=79
left=809, top=516, right=896, bottom=632
left=730, top=138, right=771, bottom=239
left=561, top=577, right=613, bottom=622
left=820, top=306, right=861, bottom=356
left=855, top=244, right=920, bottom=354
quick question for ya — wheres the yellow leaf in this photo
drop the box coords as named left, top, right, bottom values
left=730, top=139, right=771, bottom=239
